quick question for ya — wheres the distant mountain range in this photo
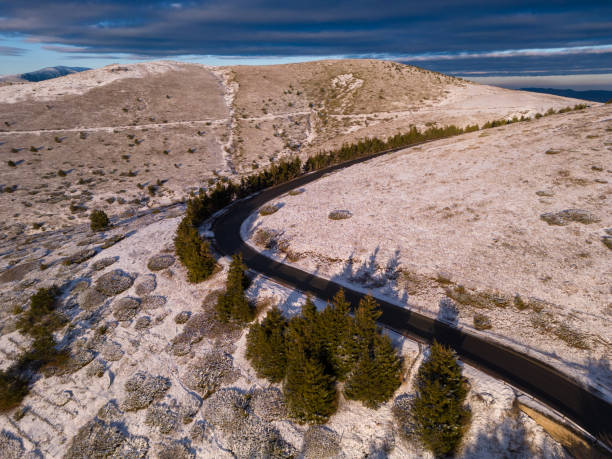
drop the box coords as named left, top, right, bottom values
left=0, top=66, right=90, bottom=83
left=520, top=87, right=612, bottom=103
left=20, top=66, right=90, bottom=82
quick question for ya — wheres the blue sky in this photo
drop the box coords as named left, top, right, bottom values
left=1, top=1, right=611, bottom=89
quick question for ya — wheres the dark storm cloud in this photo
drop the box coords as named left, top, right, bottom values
left=0, top=1, right=611, bottom=74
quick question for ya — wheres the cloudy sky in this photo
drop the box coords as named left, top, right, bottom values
left=1, top=1, right=611, bottom=88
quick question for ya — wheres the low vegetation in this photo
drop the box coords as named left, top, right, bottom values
left=246, top=290, right=402, bottom=423
left=89, top=209, right=110, bottom=232
left=0, top=287, right=69, bottom=412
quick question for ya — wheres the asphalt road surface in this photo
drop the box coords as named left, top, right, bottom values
left=211, top=147, right=612, bottom=451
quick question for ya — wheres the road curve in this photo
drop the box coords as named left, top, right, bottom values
left=210, top=147, right=612, bottom=450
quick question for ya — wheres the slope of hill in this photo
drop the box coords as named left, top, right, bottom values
left=0, top=59, right=597, bottom=457
left=245, top=103, right=612, bottom=397
left=0, top=59, right=590, bottom=233
left=521, top=87, right=612, bottom=103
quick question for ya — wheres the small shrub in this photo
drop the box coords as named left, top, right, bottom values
left=58, top=169, right=67, bottom=177
left=7, top=160, right=16, bottom=167
left=259, top=204, right=279, bottom=216
left=0, top=371, right=29, bottom=412
left=328, top=210, right=352, bottom=220
left=90, top=209, right=110, bottom=232
left=473, top=313, right=492, bottom=330
left=514, top=294, right=529, bottom=310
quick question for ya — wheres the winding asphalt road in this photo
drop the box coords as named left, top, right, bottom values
left=210, top=146, right=612, bottom=451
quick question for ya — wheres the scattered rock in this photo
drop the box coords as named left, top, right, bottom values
left=80, top=288, right=109, bottom=310
left=250, top=387, right=287, bottom=422
left=302, top=426, right=341, bottom=459
left=141, top=295, right=166, bottom=310
left=134, top=274, right=156, bottom=296
left=189, top=421, right=207, bottom=444
left=174, top=311, right=191, bottom=324
left=91, top=257, right=118, bottom=271
left=134, top=316, right=152, bottom=330
left=145, top=402, right=180, bottom=434
left=64, top=418, right=127, bottom=458
left=122, top=371, right=171, bottom=412
left=95, top=269, right=134, bottom=296
left=86, top=359, right=107, bottom=378
left=147, top=254, right=175, bottom=271
left=202, top=389, right=294, bottom=458
left=156, top=439, right=195, bottom=459
left=71, top=280, right=90, bottom=294
left=0, top=261, right=40, bottom=284
left=63, top=248, right=96, bottom=266
left=392, top=394, right=416, bottom=441
left=54, top=348, right=95, bottom=375
left=181, top=351, right=238, bottom=398
left=49, top=390, right=72, bottom=406
left=100, top=233, right=126, bottom=249
left=97, top=400, right=123, bottom=422
left=180, top=392, right=203, bottom=424
left=115, top=435, right=150, bottom=458
left=0, top=429, right=24, bottom=459
left=113, top=297, right=141, bottom=321
left=101, top=341, right=124, bottom=362
left=170, top=340, right=191, bottom=357
left=535, top=190, right=554, bottom=197
left=540, top=209, right=600, bottom=226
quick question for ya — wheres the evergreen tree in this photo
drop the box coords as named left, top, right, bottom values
left=344, top=295, right=402, bottom=407
left=174, top=220, right=216, bottom=283
left=284, top=341, right=337, bottom=424
left=320, top=289, right=354, bottom=379
left=245, top=307, right=288, bottom=382
left=353, top=294, right=382, bottom=358
left=216, top=253, right=253, bottom=323
left=412, top=341, right=470, bottom=456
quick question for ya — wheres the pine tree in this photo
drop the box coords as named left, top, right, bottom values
left=320, top=289, right=354, bottom=379
left=344, top=329, right=402, bottom=408
left=352, top=294, right=383, bottom=361
left=174, top=220, right=216, bottom=283
left=246, top=307, right=288, bottom=382
left=289, top=297, right=324, bottom=359
left=412, top=341, right=470, bottom=456
left=284, top=341, right=337, bottom=424
left=215, top=254, right=253, bottom=323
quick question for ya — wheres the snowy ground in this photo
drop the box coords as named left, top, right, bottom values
left=0, top=207, right=568, bottom=457
left=243, top=104, right=612, bottom=402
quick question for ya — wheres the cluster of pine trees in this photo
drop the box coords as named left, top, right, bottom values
left=246, top=290, right=402, bottom=423
left=215, top=254, right=254, bottom=323
left=303, top=123, right=477, bottom=171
